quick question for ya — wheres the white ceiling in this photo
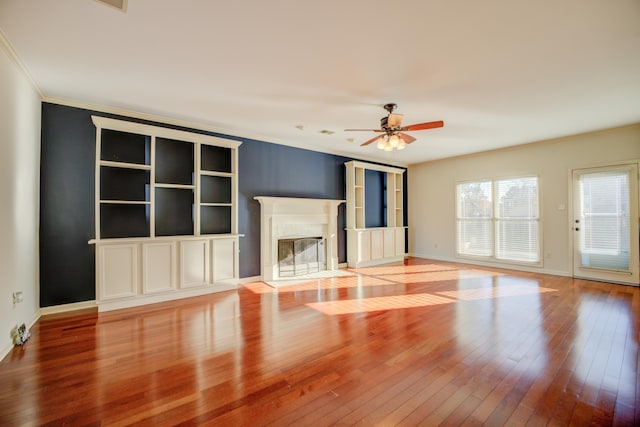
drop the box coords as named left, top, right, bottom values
left=1, top=0, right=639, bottom=165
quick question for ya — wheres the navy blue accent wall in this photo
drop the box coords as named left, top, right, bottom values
left=39, top=102, right=406, bottom=306
left=237, top=140, right=350, bottom=277
left=364, top=170, right=385, bottom=228
left=40, top=104, right=97, bottom=306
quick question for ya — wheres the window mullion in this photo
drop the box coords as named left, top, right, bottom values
left=492, top=180, right=497, bottom=259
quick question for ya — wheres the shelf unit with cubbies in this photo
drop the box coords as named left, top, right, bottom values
left=345, top=160, right=406, bottom=268
left=90, top=116, right=242, bottom=312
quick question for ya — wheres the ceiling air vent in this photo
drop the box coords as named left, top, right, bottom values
left=95, top=0, right=128, bottom=12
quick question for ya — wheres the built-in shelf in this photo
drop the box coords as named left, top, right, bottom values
left=91, top=116, right=242, bottom=312
left=99, top=200, right=150, bottom=205
left=200, top=170, right=233, bottom=177
left=345, top=160, right=406, bottom=268
left=100, top=160, right=152, bottom=170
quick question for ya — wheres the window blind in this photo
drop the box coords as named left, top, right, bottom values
left=457, top=181, right=492, bottom=256
left=579, top=171, right=630, bottom=270
left=496, top=177, right=539, bottom=262
left=456, top=177, right=539, bottom=263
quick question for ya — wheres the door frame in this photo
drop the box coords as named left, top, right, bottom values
left=569, top=161, right=639, bottom=285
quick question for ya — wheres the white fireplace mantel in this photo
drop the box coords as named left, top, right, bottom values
left=254, top=196, right=345, bottom=281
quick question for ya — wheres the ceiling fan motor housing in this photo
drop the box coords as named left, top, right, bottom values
left=380, top=116, right=390, bottom=130
left=380, top=103, right=398, bottom=130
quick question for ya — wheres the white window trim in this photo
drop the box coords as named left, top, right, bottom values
left=456, top=175, right=543, bottom=267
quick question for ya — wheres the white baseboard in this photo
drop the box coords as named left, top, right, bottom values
left=347, top=255, right=405, bottom=269
left=97, top=284, right=237, bottom=312
left=0, top=309, right=42, bottom=362
left=0, top=341, right=13, bottom=363
left=40, top=300, right=97, bottom=316
left=408, top=253, right=571, bottom=277
left=239, top=275, right=262, bottom=284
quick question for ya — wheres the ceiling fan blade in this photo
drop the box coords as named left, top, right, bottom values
left=400, top=120, right=444, bottom=131
left=398, top=133, right=416, bottom=144
left=345, top=129, right=385, bottom=132
left=360, top=135, right=383, bottom=146
left=387, top=113, right=403, bottom=128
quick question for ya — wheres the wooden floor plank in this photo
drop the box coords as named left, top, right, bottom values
left=0, top=257, right=638, bottom=426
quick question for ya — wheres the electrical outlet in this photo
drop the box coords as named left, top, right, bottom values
left=13, top=291, right=24, bottom=304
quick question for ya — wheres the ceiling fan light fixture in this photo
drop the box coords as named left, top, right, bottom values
left=397, top=140, right=407, bottom=150
left=376, top=137, right=386, bottom=150
left=388, top=134, right=400, bottom=148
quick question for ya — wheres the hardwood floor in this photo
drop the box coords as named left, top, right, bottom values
left=1, top=258, right=638, bottom=426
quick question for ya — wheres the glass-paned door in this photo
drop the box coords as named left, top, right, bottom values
left=572, top=164, right=639, bottom=285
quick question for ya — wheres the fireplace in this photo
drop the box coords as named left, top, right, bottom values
left=254, top=197, right=345, bottom=281
left=278, top=237, right=325, bottom=277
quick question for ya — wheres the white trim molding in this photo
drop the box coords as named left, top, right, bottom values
left=39, top=300, right=98, bottom=316
left=0, top=28, right=43, bottom=97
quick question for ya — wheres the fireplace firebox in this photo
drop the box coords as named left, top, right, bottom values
left=278, top=237, right=325, bottom=277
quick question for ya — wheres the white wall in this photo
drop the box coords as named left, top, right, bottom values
left=0, top=37, right=41, bottom=359
left=408, top=125, right=640, bottom=276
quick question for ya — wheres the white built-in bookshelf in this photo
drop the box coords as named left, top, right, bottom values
left=90, top=116, right=242, bottom=311
left=345, top=160, right=406, bottom=268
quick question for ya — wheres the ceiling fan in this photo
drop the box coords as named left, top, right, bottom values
left=345, top=103, right=444, bottom=151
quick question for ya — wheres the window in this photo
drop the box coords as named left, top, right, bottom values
left=457, top=177, right=539, bottom=263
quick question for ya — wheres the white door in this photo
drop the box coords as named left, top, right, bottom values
left=572, top=164, right=639, bottom=285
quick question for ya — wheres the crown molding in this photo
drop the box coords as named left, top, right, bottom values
left=42, top=96, right=409, bottom=168
left=0, top=28, right=44, bottom=98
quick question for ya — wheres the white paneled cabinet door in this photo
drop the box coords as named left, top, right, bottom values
left=142, top=242, right=176, bottom=294
left=212, top=238, right=236, bottom=282
left=180, top=240, right=210, bottom=288
left=370, top=230, right=383, bottom=260
left=383, top=229, right=395, bottom=258
left=99, top=244, right=138, bottom=300
left=357, top=230, right=371, bottom=263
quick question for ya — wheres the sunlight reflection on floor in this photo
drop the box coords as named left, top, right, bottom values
left=437, top=285, right=557, bottom=301
left=347, top=263, right=458, bottom=276
left=379, top=268, right=504, bottom=285
left=307, top=293, right=457, bottom=315
left=244, top=275, right=396, bottom=294
left=244, top=262, right=559, bottom=315
left=306, top=285, right=558, bottom=315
